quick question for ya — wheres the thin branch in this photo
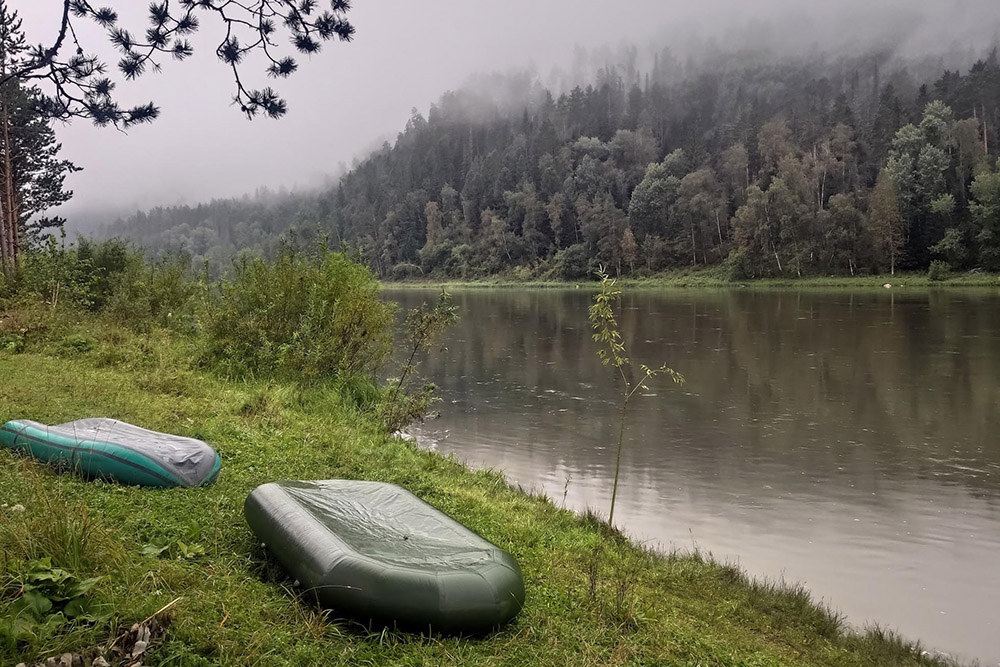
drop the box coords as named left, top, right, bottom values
left=2, top=0, right=355, bottom=126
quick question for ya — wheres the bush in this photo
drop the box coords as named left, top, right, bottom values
left=509, top=264, right=536, bottom=282
left=14, top=234, right=99, bottom=310
left=380, top=290, right=458, bottom=432
left=204, top=249, right=395, bottom=382
left=928, top=260, right=950, bottom=282
left=445, top=244, right=475, bottom=278
left=0, top=301, right=68, bottom=354
left=0, top=237, right=182, bottom=325
left=554, top=244, right=590, bottom=281
left=417, top=242, right=453, bottom=275
left=75, top=238, right=136, bottom=310
left=105, top=253, right=200, bottom=332
left=981, top=247, right=1000, bottom=272
left=58, top=334, right=96, bottom=357
left=929, top=228, right=967, bottom=270
left=390, top=262, right=424, bottom=281
left=723, top=248, right=754, bottom=282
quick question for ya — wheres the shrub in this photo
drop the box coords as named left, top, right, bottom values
left=927, top=260, right=950, bottom=282
left=445, top=244, right=475, bottom=278
left=724, top=248, right=754, bottom=282
left=58, top=334, right=96, bottom=357
left=75, top=238, right=136, bottom=311
left=381, top=290, right=458, bottom=432
left=0, top=302, right=63, bottom=354
left=390, top=262, right=424, bottom=281
left=15, top=234, right=98, bottom=310
left=929, top=228, right=967, bottom=270
left=204, top=249, right=395, bottom=382
left=417, top=242, right=453, bottom=275
left=983, top=247, right=1000, bottom=272
left=105, top=253, right=200, bottom=331
left=554, top=244, right=590, bottom=281
left=0, top=237, right=174, bottom=321
left=510, top=264, right=535, bottom=282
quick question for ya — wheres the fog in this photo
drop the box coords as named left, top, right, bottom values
left=13, top=0, right=1000, bottom=228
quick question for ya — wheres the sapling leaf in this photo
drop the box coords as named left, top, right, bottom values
left=589, top=266, right=686, bottom=529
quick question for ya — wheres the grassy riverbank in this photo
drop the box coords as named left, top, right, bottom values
left=0, top=311, right=958, bottom=666
left=384, top=267, right=1000, bottom=290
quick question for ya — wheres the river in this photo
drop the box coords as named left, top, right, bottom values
left=385, top=287, right=1000, bottom=665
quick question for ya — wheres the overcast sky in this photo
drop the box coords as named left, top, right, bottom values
left=13, top=0, right=1000, bottom=225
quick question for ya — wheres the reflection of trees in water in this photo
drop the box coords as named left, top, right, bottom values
left=707, top=290, right=1000, bottom=494
left=387, top=289, right=1000, bottom=499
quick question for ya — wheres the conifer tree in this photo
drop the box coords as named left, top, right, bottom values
left=0, top=2, right=77, bottom=275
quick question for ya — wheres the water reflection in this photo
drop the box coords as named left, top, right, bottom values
left=385, top=288, right=1000, bottom=666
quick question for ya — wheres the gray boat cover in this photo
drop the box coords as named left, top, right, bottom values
left=0, top=418, right=221, bottom=487
left=245, top=480, right=525, bottom=633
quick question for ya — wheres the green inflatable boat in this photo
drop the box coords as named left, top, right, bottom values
left=0, top=418, right=221, bottom=488
left=245, top=480, right=525, bottom=634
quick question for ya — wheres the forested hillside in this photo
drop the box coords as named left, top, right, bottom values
left=102, top=45, right=1000, bottom=280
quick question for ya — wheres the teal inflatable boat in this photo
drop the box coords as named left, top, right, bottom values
left=245, top=480, right=525, bottom=634
left=0, top=418, right=221, bottom=488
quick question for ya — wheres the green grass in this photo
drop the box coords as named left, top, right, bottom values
left=0, top=311, right=960, bottom=666
left=385, top=267, right=1000, bottom=290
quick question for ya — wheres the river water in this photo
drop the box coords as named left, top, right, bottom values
left=385, top=288, right=1000, bottom=665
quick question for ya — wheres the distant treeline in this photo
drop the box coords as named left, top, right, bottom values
left=102, top=46, right=1000, bottom=280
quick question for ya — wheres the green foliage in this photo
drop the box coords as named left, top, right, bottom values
left=57, top=334, right=96, bottom=357
left=553, top=243, right=590, bottom=280
left=382, top=290, right=459, bottom=432
left=104, top=252, right=201, bottom=331
left=141, top=522, right=207, bottom=561
left=55, top=27, right=988, bottom=285
left=204, top=249, right=395, bottom=382
left=10, top=558, right=103, bottom=623
left=0, top=236, right=203, bottom=337
left=589, top=268, right=683, bottom=527
left=390, top=262, right=424, bottom=281
left=0, top=301, right=57, bottom=353
left=927, top=260, right=951, bottom=282
left=589, top=271, right=628, bottom=370
left=930, top=194, right=956, bottom=217
left=4, top=241, right=452, bottom=430
left=0, top=469, right=123, bottom=575
left=74, top=237, right=134, bottom=310
left=723, top=247, right=754, bottom=281
left=970, top=159, right=1000, bottom=271
left=929, top=228, right=967, bottom=269
left=870, top=170, right=906, bottom=275
left=0, top=476, right=120, bottom=653
left=337, top=373, right=382, bottom=411
left=0, top=7, right=78, bottom=274
left=98, top=49, right=1000, bottom=282
left=14, top=232, right=98, bottom=310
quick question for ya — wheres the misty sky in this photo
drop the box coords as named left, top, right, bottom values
left=13, top=0, right=1000, bottom=225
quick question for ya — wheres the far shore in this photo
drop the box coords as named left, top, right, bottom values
left=380, top=269, right=1000, bottom=290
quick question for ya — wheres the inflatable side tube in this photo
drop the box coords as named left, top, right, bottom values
left=0, top=419, right=221, bottom=488
left=245, top=480, right=524, bottom=634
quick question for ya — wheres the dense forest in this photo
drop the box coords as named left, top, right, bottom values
left=101, top=44, right=1000, bottom=280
